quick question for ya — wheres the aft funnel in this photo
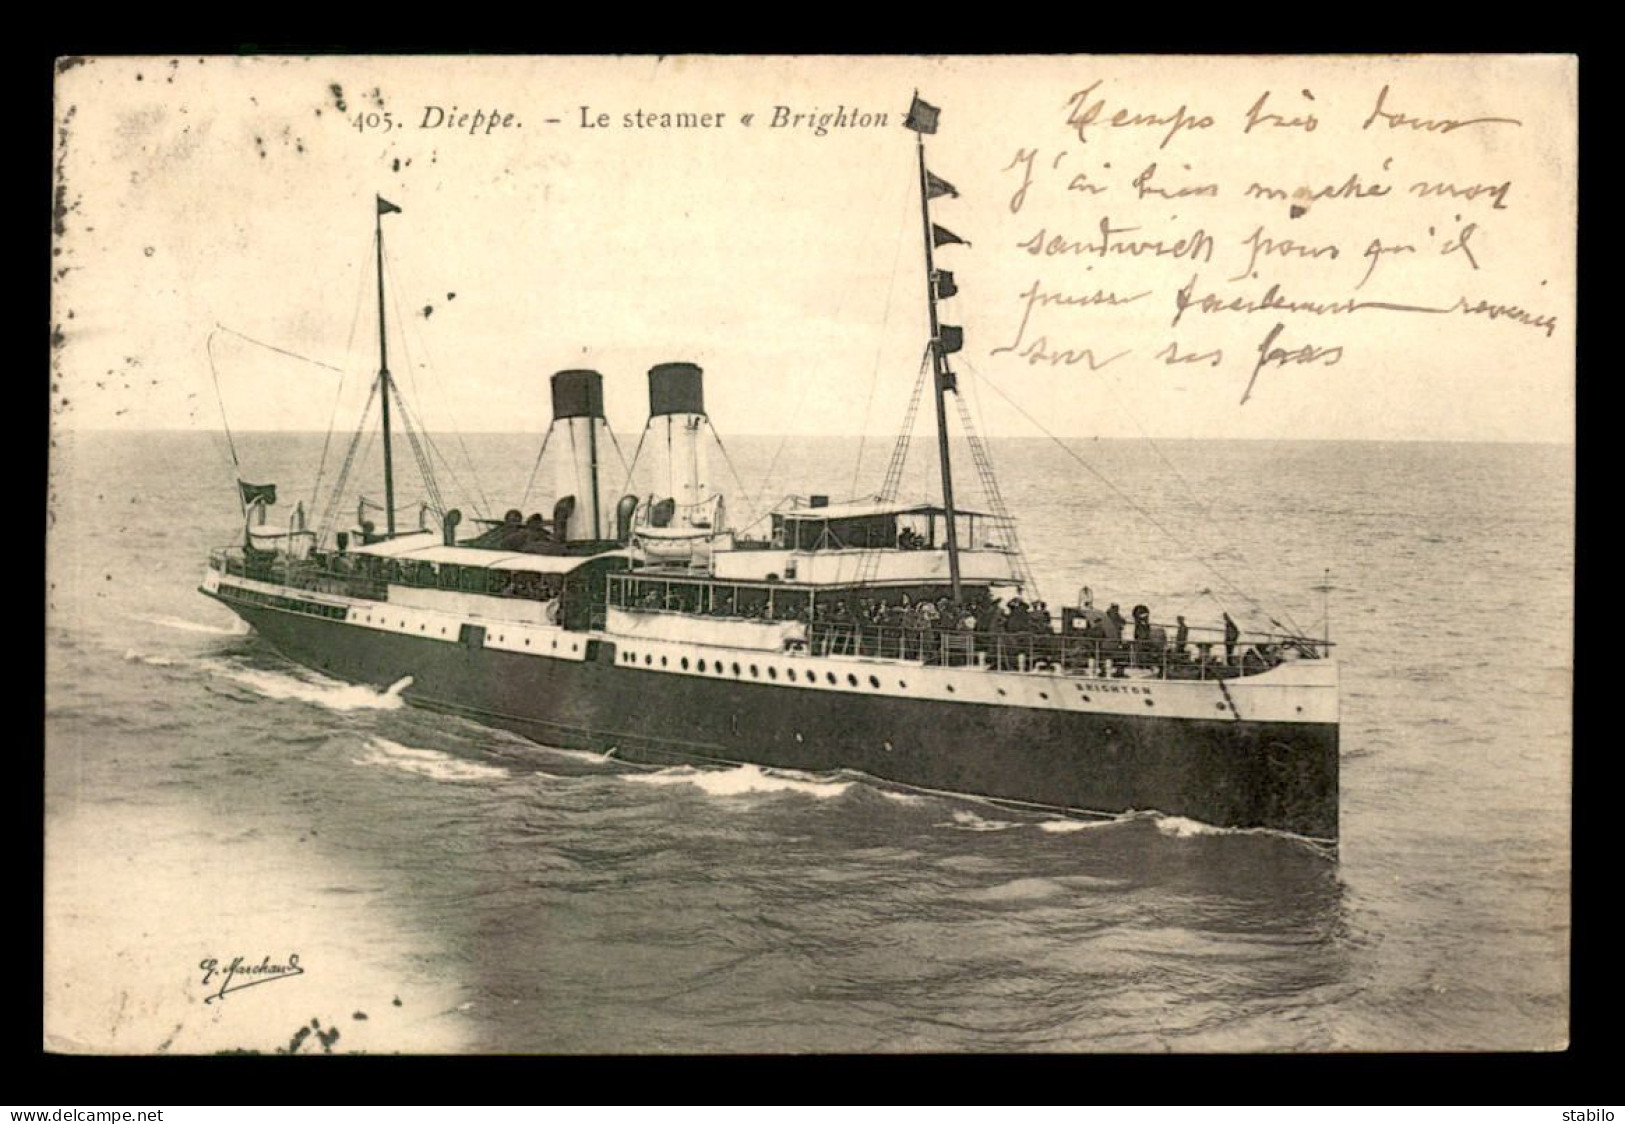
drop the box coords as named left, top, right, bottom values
left=648, top=362, right=705, bottom=418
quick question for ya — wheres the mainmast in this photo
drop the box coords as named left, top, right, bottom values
left=375, top=195, right=402, bottom=538
left=905, top=94, right=966, bottom=603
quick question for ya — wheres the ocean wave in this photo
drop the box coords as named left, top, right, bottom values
left=354, top=737, right=509, bottom=782
left=137, top=613, right=248, bottom=636
left=122, top=649, right=179, bottom=667
left=622, top=763, right=851, bottom=799
left=216, top=666, right=413, bottom=712
left=1037, top=817, right=1122, bottom=834
left=939, top=809, right=1024, bottom=832
left=529, top=744, right=626, bottom=769
left=961, top=877, right=1070, bottom=902
left=1153, top=815, right=1233, bottom=838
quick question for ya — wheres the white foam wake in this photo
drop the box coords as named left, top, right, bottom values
left=939, top=809, right=1023, bottom=832
left=354, top=737, right=508, bottom=782
left=137, top=614, right=248, bottom=636
left=623, top=763, right=851, bottom=799
left=123, top=649, right=179, bottom=667
left=218, top=666, right=413, bottom=712
left=1153, top=815, right=1235, bottom=838
left=1037, top=817, right=1121, bottom=834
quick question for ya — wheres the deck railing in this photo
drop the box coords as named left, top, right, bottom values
left=804, top=621, right=1322, bottom=680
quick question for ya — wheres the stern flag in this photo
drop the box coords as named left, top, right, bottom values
left=938, top=325, right=964, bottom=355
left=239, top=480, right=278, bottom=507
left=377, top=196, right=402, bottom=215
left=926, top=171, right=959, bottom=200
left=934, top=269, right=958, bottom=300
left=904, top=95, right=940, bottom=135
left=932, top=224, right=970, bottom=249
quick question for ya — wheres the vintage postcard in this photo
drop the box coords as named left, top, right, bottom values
left=47, top=54, right=1574, bottom=1054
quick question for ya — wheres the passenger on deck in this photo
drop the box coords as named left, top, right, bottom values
left=1030, top=601, right=1052, bottom=635
left=919, top=599, right=941, bottom=630
left=1224, top=613, right=1240, bottom=665
left=976, top=596, right=1001, bottom=634
left=1006, top=598, right=1029, bottom=633
left=1174, top=615, right=1188, bottom=657
left=1106, top=604, right=1126, bottom=640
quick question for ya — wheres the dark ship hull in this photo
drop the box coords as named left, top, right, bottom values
left=217, top=591, right=1339, bottom=840
left=202, top=100, right=1341, bottom=847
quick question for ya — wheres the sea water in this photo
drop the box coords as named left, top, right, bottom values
left=44, top=433, right=1572, bottom=1053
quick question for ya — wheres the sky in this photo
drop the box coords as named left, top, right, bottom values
left=50, top=55, right=1576, bottom=444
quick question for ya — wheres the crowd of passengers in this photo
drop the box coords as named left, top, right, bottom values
left=630, top=584, right=1283, bottom=674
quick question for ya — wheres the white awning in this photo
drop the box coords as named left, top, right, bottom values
left=350, top=538, right=627, bottom=575
left=487, top=550, right=631, bottom=574
left=348, top=530, right=439, bottom=557
left=393, top=545, right=526, bottom=567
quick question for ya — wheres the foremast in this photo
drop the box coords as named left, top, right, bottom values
left=905, top=93, right=968, bottom=603
left=375, top=195, right=402, bottom=538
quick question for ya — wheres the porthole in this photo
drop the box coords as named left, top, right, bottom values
left=715, top=663, right=725, bottom=676
left=997, top=687, right=1006, bottom=696
left=440, top=628, right=447, bottom=635
left=571, top=644, right=578, bottom=652
left=645, top=654, right=653, bottom=666
left=750, top=665, right=759, bottom=678
left=787, top=668, right=797, bottom=682
left=898, top=680, right=908, bottom=689
left=681, top=657, right=690, bottom=670
left=847, top=674, right=858, bottom=687
left=768, top=667, right=777, bottom=680
left=826, top=672, right=837, bottom=685
left=419, top=624, right=425, bottom=631
left=1039, top=692, right=1049, bottom=700
left=552, top=641, right=558, bottom=650
left=698, top=659, right=707, bottom=673
left=945, top=684, right=955, bottom=693
left=661, top=656, right=668, bottom=667
left=732, top=663, right=741, bottom=676
left=868, top=675, right=880, bottom=689
left=525, top=639, right=531, bottom=646
left=1216, top=703, right=1227, bottom=712
left=1081, top=695, right=1091, bottom=703
left=1144, top=698, right=1155, bottom=707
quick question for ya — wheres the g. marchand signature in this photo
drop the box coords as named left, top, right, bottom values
left=198, top=954, right=305, bottom=1003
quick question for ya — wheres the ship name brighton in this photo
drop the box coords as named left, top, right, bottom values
left=577, top=105, right=890, bottom=134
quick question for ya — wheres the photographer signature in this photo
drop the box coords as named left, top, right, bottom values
left=198, top=954, right=305, bottom=1003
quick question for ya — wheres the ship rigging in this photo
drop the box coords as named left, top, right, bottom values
left=201, top=94, right=1341, bottom=844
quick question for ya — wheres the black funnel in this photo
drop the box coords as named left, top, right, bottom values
left=648, top=362, right=705, bottom=417
left=551, top=370, right=605, bottom=420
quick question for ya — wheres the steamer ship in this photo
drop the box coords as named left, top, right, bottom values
left=200, top=95, right=1340, bottom=842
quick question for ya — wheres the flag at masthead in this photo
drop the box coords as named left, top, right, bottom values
left=906, top=92, right=963, bottom=602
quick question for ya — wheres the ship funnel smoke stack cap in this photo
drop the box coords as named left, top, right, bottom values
left=551, top=369, right=606, bottom=420
left=648, top=362, right=705, bottom=417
